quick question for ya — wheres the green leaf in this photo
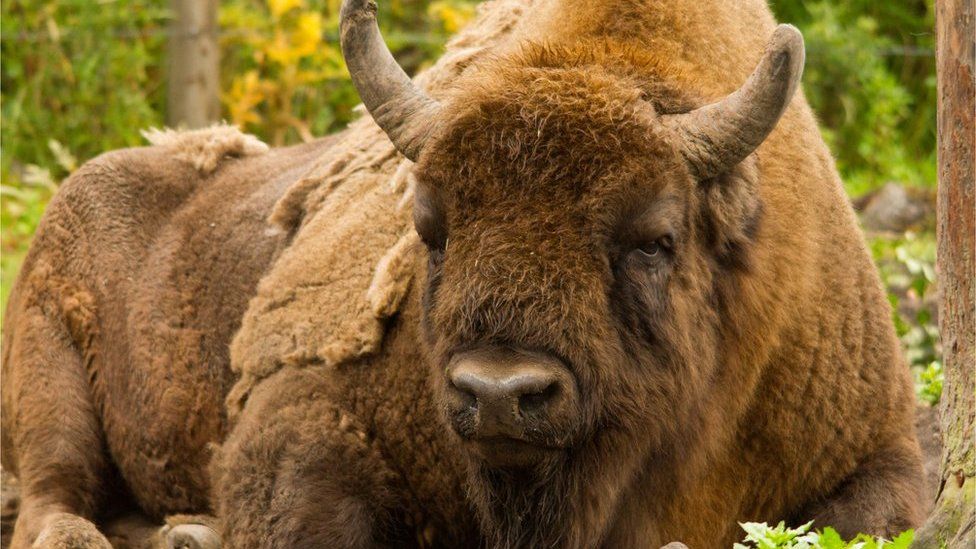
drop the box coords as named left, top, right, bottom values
left=886, top=530, right=914, bottom=549
left=819, top=527, right=845, bottom=549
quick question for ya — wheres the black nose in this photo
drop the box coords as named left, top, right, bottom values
left=446, top=347, right=578, bottom=442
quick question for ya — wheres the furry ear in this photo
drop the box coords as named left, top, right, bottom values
left=698, top=155, right=763, bottom=270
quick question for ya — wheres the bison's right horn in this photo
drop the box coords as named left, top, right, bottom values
left=664, top=25, right=805, bottom=180
left=340, top=0, right=441, bottom=161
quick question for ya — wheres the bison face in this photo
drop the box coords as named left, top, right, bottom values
left=410, top=56, right=722, bottom=473
left=408, top=60, right=769, bottom=544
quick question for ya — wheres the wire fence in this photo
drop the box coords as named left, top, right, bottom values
left=0, top=27, right=451, bottom=45
left=0, top=25, right=935, bottom=57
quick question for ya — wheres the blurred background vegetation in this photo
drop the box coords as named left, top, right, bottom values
left=0, top=0, right=941, bottom=402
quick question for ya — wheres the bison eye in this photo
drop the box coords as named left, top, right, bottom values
left=638, top=242, right=662, bottom=258
left=635, top=235, right=674, bottom=260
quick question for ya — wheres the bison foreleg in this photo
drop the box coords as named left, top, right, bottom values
left=794, top=436, right=925, bottom=540
left=213, top=368, right=410, bottom=548
left=3, top=305, right=112, bottom=549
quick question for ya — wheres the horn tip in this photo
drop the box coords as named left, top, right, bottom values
left=770, top=24, right=805, bottom=62
left=340, top=0, right=378, bottom=23
left=768, top=24, right=806, bottom=86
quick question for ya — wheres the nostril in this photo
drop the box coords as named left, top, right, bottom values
left=456, top=387, right=477, bottom=409
left=450, top=377, right=479, bottom=409
left=518, top=381, right=559, bottom=416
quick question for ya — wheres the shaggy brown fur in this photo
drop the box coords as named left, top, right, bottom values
left=0, top=126, right=335, bottom=547
left=2, top=0, right=923, bottom=547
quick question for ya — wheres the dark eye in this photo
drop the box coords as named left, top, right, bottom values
left=638, top=241, right=662, bottom=258
left=635, top=235, right=673, bottom=260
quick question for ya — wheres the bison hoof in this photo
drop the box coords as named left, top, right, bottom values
left=163, top=524, right=221, bottom=549
left=33, top=513, right=112, bottom=549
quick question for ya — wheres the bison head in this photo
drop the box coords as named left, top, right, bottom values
left=342, top=1, right=804, bottom=545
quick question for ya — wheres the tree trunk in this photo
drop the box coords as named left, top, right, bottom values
left=913, top=0, right=975, bottom=547
left=166, top=0, right=220, bottom=128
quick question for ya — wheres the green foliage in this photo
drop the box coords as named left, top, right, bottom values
left=1, top=0, right=169, bottom=181
left=869, top=231, right=943, bottom=403
left=914, top=360, right=943, bottom=406
left=735, top=521, right=820, bottom=548
left=770, top=0, right=936, bottom=195
left=219, top=0, right=474, bottom=145
left=734, top=521, right=913, bottom=549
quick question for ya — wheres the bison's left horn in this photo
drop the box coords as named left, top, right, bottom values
left=664, top=25, right=805, bottom=179
left=340, top=0, right=441, bottom=161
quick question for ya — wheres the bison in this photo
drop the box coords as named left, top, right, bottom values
left=2, top=0, right=925, bottom=547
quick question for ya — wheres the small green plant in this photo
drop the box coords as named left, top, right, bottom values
left=735, top=521, right=820, bottom=548
left=914, top=360, right=943, bottom=405
left=734, top=521, right=913, bottom=549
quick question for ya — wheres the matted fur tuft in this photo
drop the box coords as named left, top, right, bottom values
left=142, top=123, right=269, bottom=175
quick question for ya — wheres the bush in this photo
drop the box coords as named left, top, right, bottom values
left=1, top=0, right=169, bottom=181
left=219, top=0, right=474, bottom=145
left=770, top=0, right=937, bottom=196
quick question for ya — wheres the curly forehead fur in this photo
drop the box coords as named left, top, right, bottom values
left=413, top=43, right=709, bottom=358
left=426, top=42, right=702, bottom=180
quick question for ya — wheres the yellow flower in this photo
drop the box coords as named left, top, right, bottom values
left=427, top=1, right=475, bottom=34
left=267, top=12, right=322, bottom=65
left=267, top=0, right=303, bottom=19
left=223, top=70, right=267, bottom=127
left=293, top=12, right=323, bottom=55
left=266, top=30, right=295, bottom=65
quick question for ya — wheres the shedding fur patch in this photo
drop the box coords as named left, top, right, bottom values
left=142, top=124, right=268, bottom=175
left=368, top=230, right=421, bottom=318
left=225, top=133, right=416, bottom=419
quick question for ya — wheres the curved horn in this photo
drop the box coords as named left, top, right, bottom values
left=340, top=0, right=441, bottom=160
left=664, top=25, right=805, bottom=179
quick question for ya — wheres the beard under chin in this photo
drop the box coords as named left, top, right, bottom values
left=465, top=454, right=578, bottom=549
